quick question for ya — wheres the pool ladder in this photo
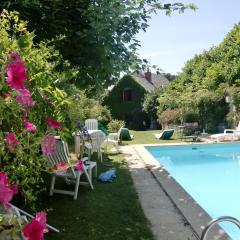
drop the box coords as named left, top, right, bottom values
left=200, top=216, right=240, bottom=240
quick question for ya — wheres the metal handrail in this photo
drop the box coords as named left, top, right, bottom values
left=200, top=216, right=240, bottom=240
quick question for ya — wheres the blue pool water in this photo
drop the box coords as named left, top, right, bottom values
left=146, top=143, right=240, bottom=239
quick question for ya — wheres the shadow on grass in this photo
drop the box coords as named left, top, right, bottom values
left=34, top=152, right=154, bottom=240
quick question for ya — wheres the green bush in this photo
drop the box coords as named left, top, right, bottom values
left=158, top=109, right=178, bottom=129
left=107, top=119, right=125, bottom=133
left=67, top=87, right=112, bottom=130
left=0, top=10, right=75, bottom=206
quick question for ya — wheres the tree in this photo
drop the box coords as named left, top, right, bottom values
left=142, top=88, right=162, bottom=128
left=0, top=1, right=196, bottom=92
left=156, top=23, right=240, bottom=132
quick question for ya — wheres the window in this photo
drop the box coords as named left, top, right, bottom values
left=122, top=89, right=132, bottom=102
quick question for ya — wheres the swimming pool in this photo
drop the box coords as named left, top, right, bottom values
left=146, top=143, right=240, bottom=239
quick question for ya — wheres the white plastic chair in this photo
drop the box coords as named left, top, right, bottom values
left=43, top=137, right=97, bottom=200
left=210, top=129, right=240, bottom=142
left=85, top=131, right=106, bottom=162
left=104, top=127, right=123, bottom=153
left=85, top=119, right=98, bottom=130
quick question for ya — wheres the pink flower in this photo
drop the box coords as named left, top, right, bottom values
left=4, top=132, right=19, bottom=152
left=41, top=135, right=56, bottom=155
left=46, top=117, right=63, bottom=130
left=0, top=172, right=18, bottom=208
left=75, top=160, right=83, bottom=172
left=0, top=172, right=10, bottom=186
left=11, top=184, right=19, bottom=194
left=0, top=186, right=13, bottom=208
left=24, top=120, right=37, bottom=133
left=23, top=211, right=48, bottom=240
left=6, top=56, right=28, bottom=90
left=16, top=88, right=35, bottom=107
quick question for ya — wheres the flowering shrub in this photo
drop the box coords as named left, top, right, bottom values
left=0, top=172, right=48, bottom=240
left=0, top=50, right=51, bottom=205
left=23, top=211, right=48, bottom=240
left=0, top=172, right=18, bottom=209
left=0, top=10, right=75, bottom=205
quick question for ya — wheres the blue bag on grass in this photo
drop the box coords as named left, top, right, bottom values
left=98, top=168, right=116, bottom=182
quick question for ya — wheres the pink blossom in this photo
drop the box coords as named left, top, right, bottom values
left=41, top=135, right=56, bottom=155
left=75, top=160, right=83, bottom=172
left=46, top=117, right=63, bottom=130
left=0, top=172, right=10, bottom=186
left=0, top=186, right=13, bottom=208
left=24, top=120, right=37, bottom=133
left=6, top=57, right=28, bottom=90
left=23, top=211, right=48, bottom=240
left=4, top=132, right=19, bottom=152
left=0, top=172, right=18, bottom=208
left=11, top=184, right=19, bottom=194
left=16, top=88, right=35, bottom=107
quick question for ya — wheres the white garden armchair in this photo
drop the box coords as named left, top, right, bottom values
left=104, top=127, right=123, bottom=153
left=43, top=137, right=97, bottom=200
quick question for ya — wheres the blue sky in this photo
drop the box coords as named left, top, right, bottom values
left=137, top=0, right=240, bottom=74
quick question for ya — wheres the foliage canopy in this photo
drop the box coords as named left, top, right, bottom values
left=153, top=23, right=240, bottom=132
left=0, top=1, right=196, bottom=92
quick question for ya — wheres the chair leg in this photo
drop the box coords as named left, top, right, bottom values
left=94, top=164, right=97, bottom=177
left=88, top=167, right=93, bottom=180
left=88, top=148, right=92, bottom=161
left=98, top=148, right=102, bottom=162
left=49, top=175, right=56, bottom=196
left=83, top=167, right=94, bottom=190
left=114, top=142, right=119, bottom=152
left=74, top=173, right=81, bottom=200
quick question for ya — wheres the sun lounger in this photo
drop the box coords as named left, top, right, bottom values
left=153, top=129, right=174, bottom=140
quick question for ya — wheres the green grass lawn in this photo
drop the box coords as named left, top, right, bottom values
left=36, top=130, right=181, bottom=240
left=122, top=130, right=181, bottom=145
left=39, top=151, right=153, bottom=240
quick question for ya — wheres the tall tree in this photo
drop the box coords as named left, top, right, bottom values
left=0, top=1, right=196, bottom=92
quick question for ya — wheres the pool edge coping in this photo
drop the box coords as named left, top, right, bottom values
left=133, top=143, right=231, bottom=240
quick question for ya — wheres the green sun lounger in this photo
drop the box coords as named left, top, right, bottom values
left=153, top=129, right=174, bottom=140
left=120, top=128, right=134, bottom=141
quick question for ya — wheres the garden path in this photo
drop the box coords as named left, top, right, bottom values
left=121, top=145, right=198, bottom=240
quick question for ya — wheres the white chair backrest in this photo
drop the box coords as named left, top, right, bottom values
left=85, top=119, right=98, bottom=130
left=43, top=138, right=76, bottom=177
left=90, top=131, right=105, bottom=148
left=43, top=139, right=69, bottom=167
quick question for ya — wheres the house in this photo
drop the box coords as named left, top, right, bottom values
left=104, top=71, right=169, bottom=130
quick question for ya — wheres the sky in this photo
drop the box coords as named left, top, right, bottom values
left=137, top=0, right=240, bottom=74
